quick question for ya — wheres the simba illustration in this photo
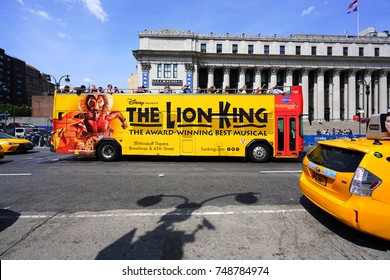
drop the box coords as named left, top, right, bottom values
left=52, top=94, right=128, bottom=154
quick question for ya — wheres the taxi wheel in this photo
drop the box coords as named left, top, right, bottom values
left=97, top=141, right=120, bottom=162
left=248, top=143, right=271, bottom=163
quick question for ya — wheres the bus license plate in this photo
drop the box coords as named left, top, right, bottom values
left=315, top=174, right=327, bottom=186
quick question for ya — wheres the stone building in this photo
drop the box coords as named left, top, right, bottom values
left=132, top=27, right=390, bottom=122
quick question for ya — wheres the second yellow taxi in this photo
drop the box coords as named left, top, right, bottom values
left=0, top=132, right=34, bottom=153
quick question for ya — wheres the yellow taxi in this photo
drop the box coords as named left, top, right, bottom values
left=300, top=113, right=390, bottom=241
left=0, top=132, right=34, bottom=153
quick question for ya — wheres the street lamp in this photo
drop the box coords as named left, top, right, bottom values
left=358, top=77, right=379, bottom=119
left=0, top=82, right=10, bottom=128
left=46, top=75, right=70, bottom=90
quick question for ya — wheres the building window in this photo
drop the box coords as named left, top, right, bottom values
left=311, top=46, right=317, bottom=55
left=375, top=47, right=380, bottom=57
left=248, top=44, right=254, bottom=54
left=232, top=44, right=238, bottom=54
left=264, top=45, right=269, bottom=55
left=164, top=64, right=171, bottom=78
left=359, top=47, right=364, bottom=56
left=280, top=45, right=285, bottom=55
left=343, top=47, right=348, bottom=56
left=327, top=46, right=332, bottom=56
left=157, top=64, right=162, bottom=78
left=295, top=46, right=301, bottom=55
left=201, top=43, right=206, bottom=53
left=173, top=64, right=178, bottom=78
left=216, top=44, right=222, bottom=53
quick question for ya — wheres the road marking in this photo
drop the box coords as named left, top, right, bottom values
left=0, top=208, right=306, bottom=220
left=0, top=173, right=32, bottom=176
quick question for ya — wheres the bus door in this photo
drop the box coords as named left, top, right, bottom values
left=276, top=115, right=298, bottom=157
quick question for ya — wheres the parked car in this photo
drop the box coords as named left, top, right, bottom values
left=7, top=122, right=37, bottom=128
left=300, top=113, right=390, bottom=241
left=31, top=128, right=48, bottom=135
left=14, top=127, right=34, bottom=138
left=0, top=132, right=34, bottom=153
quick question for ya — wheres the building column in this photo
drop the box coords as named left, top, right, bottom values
left=269, top=68, right=277, bottom=88
left=254, top=67, right=262, bottom=89
left=332, top=69, right=341, bottom=120
left=347, top=69, right=357, bottom=120
left=301, top=68, right=309, bottom=116
left=342, top=73, right=348, bottom=120
left=313, top=76, right=318, bottom=120
left=317, top=69, right=325, bottom=121
left=379, top=70, right=388, bottom=113
left=222, top=66, right=230, bottom=91
left=207, top=66, right=215, bottom=89
left=238, top=66, right=246, bottom=90
left=193, top=64, right=199, bottom=90
left=285, top=68, right=293, bottom=87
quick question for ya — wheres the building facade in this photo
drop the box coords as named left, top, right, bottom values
left=1, top=48, right=27, bottom=107
left=132, top=28, right=390, bottom=121
left=1, top=48, right=52, bottom=115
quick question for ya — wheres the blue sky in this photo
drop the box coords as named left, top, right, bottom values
left=1, top=0, right=389, bottom=90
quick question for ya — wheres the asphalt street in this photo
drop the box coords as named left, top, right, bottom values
left=1, top=146, right=390, bottom=260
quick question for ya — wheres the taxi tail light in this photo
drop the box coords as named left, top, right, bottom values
left=350, top=167, right=381, bottom=197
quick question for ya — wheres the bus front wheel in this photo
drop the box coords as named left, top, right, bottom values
left=97, top=141, right=120, bottom=162
left=248, top=143, right=271, bottom=163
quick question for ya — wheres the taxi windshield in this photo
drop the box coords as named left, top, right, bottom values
left=0, top=132, right=16, bottom=139
left=307, top=144, right=365, bottom=172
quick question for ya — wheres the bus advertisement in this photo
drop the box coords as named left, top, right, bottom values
left=50, top=86, right=304, bottom=162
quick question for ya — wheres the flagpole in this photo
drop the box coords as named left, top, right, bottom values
left=357, top=1, right=360, bottom=37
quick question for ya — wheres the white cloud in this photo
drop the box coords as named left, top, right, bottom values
left=81, top=0, right=108, bottom=23
left=83, top=78, right=95, bottom=85
left=57, top=32, right=70, bottom=39
left=16, top=0, right=25, bottom=5
left=301, top=6, right=315, bottom=17
left=28, top=8, right=52, bottom=20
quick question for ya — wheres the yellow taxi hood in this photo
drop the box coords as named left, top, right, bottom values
left=0, top=138, right=31, bottom=144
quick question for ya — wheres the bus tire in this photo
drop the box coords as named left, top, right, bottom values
left=248, top=143, right=271, bottom=163
left=97, top=141, right=120, bottom=162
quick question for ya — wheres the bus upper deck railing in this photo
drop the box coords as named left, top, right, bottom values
left=56, top=86, right=296, bottom=95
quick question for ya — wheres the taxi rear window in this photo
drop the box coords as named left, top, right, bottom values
left=307, top=144, right=365, bottom=172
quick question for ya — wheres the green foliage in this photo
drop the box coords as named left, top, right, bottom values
left=0, top=104, right=31, bottom=117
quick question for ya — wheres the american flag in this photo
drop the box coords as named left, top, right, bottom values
left=348, top=0, right=358, bottom=9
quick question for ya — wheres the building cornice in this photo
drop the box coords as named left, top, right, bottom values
left=139, top=29, right=390, bottom=43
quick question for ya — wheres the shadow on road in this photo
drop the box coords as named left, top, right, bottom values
left=300, top=196, right=390, bottom=251
left=95, top=192, right=260, bottom=260
left=0, top=209, right=21, bottom=233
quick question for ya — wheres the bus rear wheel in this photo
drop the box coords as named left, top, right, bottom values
left=97, top=141, right=120, bottom=162
left=248, top=143, right=271, bottom=163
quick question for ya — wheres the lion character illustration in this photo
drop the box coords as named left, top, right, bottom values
left=52, top=94, right=128, bottom=155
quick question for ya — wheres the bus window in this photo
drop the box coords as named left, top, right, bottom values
left=277, top=118, right=284, bottom=151
left=289, top=117, right=296, bottom=151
